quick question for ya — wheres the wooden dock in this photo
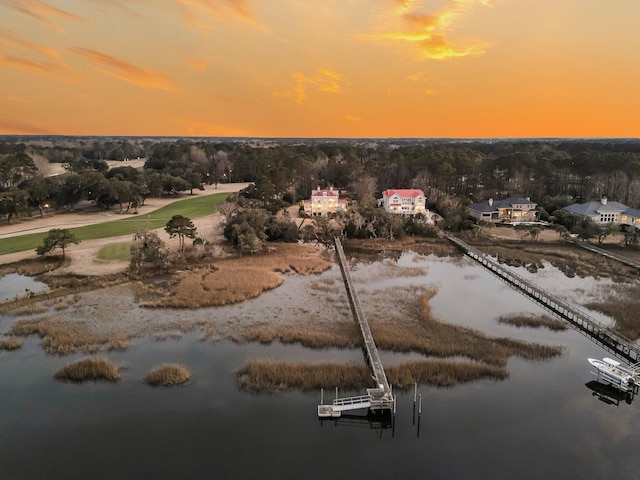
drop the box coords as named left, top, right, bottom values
left=570, top=240, right=640, bottom=270
left=447, top=235, right=640, bottom=364
left=317, top=237, right=394, bottom=418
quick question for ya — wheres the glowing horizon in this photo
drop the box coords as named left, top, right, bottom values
left=1, top=0, right=639, bottom=138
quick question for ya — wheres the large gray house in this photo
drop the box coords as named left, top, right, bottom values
left=563, top=197, right=640, bottom=227
left=467, top=197, right=538, bottom=223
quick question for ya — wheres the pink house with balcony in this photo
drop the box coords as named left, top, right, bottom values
left=379, top=189, right=432, bottom=221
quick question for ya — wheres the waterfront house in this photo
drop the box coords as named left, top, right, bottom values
left=378, top=189, right=431, bottom=221
left=563, top=197, right=640, bottom=226
left=303, top=186, right=347, bottom=216
left=467, top=197, right=538, bottom=223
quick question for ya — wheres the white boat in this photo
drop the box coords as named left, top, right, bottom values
left=588, top=357, right=640, bottom=392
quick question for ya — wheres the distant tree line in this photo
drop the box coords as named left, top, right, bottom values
left=3, top=137, right=640, bottom=228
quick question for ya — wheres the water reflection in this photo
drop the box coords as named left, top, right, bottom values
left=2, top=252, right=640, bottom=479
left=586, top=381, right=635, bottom=406
left=319, top=412, right=394, bottom=437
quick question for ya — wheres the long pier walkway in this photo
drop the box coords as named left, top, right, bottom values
left=317, top=237, right=394, bottom=418
left=570, top=240, right=640, bottom=270
left=447, top=235, right=640, bottom=365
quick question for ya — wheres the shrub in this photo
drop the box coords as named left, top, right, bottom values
left=0, top=338, right=22, bottom=350
left=54, top=357, right=120, bottom=382
left=145, top=364, right=191, bottom=386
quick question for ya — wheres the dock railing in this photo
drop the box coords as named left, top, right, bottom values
left=447, top=235, right=640, bottom=364
left=317, top=238, right=394, bottom=418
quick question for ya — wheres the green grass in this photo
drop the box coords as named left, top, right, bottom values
left=97, top=242, right=132, bottom=261
left=0, top=192, right=230, bottom=256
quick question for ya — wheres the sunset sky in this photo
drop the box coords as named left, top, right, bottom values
left=1, top=0, right=639, bottom=138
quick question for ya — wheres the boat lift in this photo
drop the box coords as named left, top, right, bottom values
left=589, top=357, right=640, bottom=398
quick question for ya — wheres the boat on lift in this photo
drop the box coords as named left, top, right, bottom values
left=588, top=357, right=640, bottom=393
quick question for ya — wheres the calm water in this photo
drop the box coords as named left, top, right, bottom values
left=1, top=254, right=639, bottom=480
left=0, top=273, right=48, bottom=301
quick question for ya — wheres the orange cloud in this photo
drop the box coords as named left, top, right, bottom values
left=173, top=0, right=265, bottom=33
left=3, top=0, right=83, bottom=31
left=364, top=0, right=493, bottom=60
left=345, top=114, right=362, bottom=122
left=0, top=53, right=49, bottom=73
left=276, top=69, right=348, bottom=106
left=0, top=31, right=60, bottom=59
left=86, top=0, right=147, bottom=19
left=184, top=59, right=208, bottom=71
left=73, top=47, right=176, bottom=91
left=0, top=32, right=83, bottom=82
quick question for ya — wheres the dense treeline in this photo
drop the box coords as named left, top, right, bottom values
left=2, top=136, right=640, bottom=225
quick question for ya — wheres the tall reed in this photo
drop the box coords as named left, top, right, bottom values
left=54, top=357, right=120, bottom=382
left=0, top=338, right=22, bottom=350
left=145, top=364, right=191, bottom=386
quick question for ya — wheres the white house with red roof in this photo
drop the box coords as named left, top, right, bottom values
left=379, top=189, right=431, bottom=221
left=303, top=186, right=347, bottom=216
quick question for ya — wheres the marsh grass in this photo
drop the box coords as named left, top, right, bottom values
left=587, top=299, right=640, bottom=340
left=308, top=279, right=340, bottom=293
left=54, top=357, right=120, bottom=382
left=200, top=323, right=220, bottom=342
left=386, top=360, right=507, bottom=388
left=148, top=267, right=284, bottom=308
left=107, top=335, right=129, bottom=351
left=470, top=240, right=633, bottom=282
left=231, top=322, right=360, bottom=349
left=0, top=337, right=22, bottom=350
left=10, top=303, right=48, bottom=316
left=236, top=359, right=507, bottom=392
left=498, top=314, right=567, bottom=331
left=343, top=237, right=456, bottom=258
left=0, top=256, right=64, bottom=276
left=370, top=289, right=563, bottom=367
left=146, top=243, right=331, bottom=308
left=236, top=361, right=370, bottom=391
left=53, top=295, right=82, bottom=311
left=230, top=287, right=562, bottom=370
left=145, top=364, right=191, bottom=386
left=154, top=330, right=183, bottom=341
left=9, top=318, right=104, bottom=354
left=234, top=289, right=562, bottom=391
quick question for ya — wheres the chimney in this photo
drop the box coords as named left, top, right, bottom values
left=488, top=198, right=493, bottom=206
left=601, top=196, right=608, bottom=205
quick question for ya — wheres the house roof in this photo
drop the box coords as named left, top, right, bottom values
left=623, top=207, right=640, bottom=218
left=468, top=197, right=536, bottom=213
left=563, top=200, right=628, bottom=216
left=311, top=189, right=338, bottom=197
left=382, top=189, right=424, bottom=198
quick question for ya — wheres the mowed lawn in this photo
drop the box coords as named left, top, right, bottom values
left=0, top=192, right=229, bottom=256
